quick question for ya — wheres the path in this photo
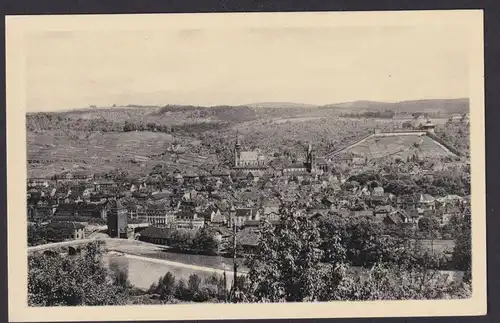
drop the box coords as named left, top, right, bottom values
left=117, top=252, right=247, bottom=276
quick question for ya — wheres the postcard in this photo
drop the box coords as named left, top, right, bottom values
left=6, top=10, right=486, bottom=321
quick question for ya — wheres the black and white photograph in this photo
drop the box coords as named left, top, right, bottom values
left=6, top=10, right=486, bottom=321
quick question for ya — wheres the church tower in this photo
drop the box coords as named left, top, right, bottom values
left=234, top=132, right=241, bottom=167
left=305, top=141, right=315, bottom=173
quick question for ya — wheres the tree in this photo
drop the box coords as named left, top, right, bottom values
left=174, top=279, right=190, bottom=300
left=123, top=121, right=136, bottom=132
left=28, top=241, right=129, bottom=306
left=418, top=217, right=440, bottom=239
left=192, top=228, right=220, bottom=254
left=149, top=272, right=176, bottom=301
left=452, top=212, right=472, bottom=282
left=324, top=262, right=471, bottom=301
left=243, top=205, right=326, bottom=302
left=108, top=261, right=131, bottom=291
left=27, top=224, right=46, bottom=246
left=187, top=273, right=204, bottom=301
left=203, top=273, right=227, bottom=302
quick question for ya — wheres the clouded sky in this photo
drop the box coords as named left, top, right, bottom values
left=25, top=22, right=471, bottom=111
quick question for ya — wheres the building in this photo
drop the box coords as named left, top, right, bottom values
left=77, top=202, right=109, bottom=219
left=71, top=170, right=94, bottom=181
left=107, top=199, right=128, bottom=238
left=201, top=205, right=222, bottom=223
left=448, top=114, right=463, bottom=123
left=234, top=134, right=268, bottom=169
left=44, top=222, right=86, bottom=242
left=144, top=203, right=174, bottom=227
left=411, top=114, right=427, bottom=129
left=282, top=162, right=307, bottom=174
left=232, top=208, right=261, bottom=227
left=93, top=180, right=116, bottom=192
left=418, top=193, right=436, bottom=211
left=28, top=200, right=57, bottom=219
left=372, top=186, right=385, bottom=196
left=138, top=226, right=174, bottom=245
left=28, top=178, right=50, bottom=188
left=262, top=200, right=280, bottom=217
left=175, top=210, right=205, bottom=230
left=236, top=227, right=260, bottom=254
left=421, top=120, right=436, bottom=134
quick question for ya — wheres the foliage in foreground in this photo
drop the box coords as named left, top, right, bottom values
left=148, top=272, right=227, bottom=303
left=236, top=208, right=471, bottom=303
left=28, top=209, right=472, bottom=305
left=28, top=241, right=129, bottom=306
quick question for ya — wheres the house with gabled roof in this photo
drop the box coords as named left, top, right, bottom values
left=201, top=205, right=222, bottom=223
left=232, top=208, right=260, bottom=227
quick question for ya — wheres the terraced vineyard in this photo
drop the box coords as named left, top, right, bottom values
left=27, top=130, right=216, bottom=178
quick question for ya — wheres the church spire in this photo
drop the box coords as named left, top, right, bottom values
left=234, top=131, right=241, bottom=167
left=235, top=131, right=241, bottom=150
left=305, top=141, right=314, bottom=173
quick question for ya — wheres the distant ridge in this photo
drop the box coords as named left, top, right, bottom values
left=320, top=98, right=469, bottom=114
left=242, top=102, right=319, bottom=109
left=321, top=100, right=391, bottom=109
left=28, top=98, right=469, bottom=115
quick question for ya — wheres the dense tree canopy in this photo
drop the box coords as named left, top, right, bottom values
left=28, top=242, right=128, bottom=306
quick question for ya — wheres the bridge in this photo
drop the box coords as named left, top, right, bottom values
left=84, top=222, right=150, bottom=239
left=28, top=238, right=106, bottom=254
left=30, top=222, right=151, bottom=255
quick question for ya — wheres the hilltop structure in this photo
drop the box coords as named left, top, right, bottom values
left=323, top=120, right=456, bottom=163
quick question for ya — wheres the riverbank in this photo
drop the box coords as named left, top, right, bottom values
left=103, top=251, right=240, bottom=290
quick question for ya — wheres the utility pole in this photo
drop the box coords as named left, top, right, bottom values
left=223, top=269, right=228, bottom=303
left=232, top=219, right=238, bottom=297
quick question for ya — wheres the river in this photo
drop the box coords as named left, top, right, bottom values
left=102, top=252, right=239, bottom=290
left=102, top=249, right=463, bottom=291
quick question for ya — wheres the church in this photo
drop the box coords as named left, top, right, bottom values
left=233, top=134, right=268, bottom=170
left=233, top=134, right=327, bottom=175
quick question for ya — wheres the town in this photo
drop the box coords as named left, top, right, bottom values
left=28, top=114, right=470, bottom=244
left=25, top=101, right=473, bottom=305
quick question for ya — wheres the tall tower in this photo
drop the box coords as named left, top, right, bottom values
left=234, top=132, right=241, bottom=167
left=107, top=199, right=128, bottom=238
left=305, top=141, right=315, bottom=173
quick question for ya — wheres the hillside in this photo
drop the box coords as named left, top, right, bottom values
left=26, top=98, right=469, bottom=178
left=320, top=98, right=469, bottom=115
left=27, top=130, right=218, bottom=178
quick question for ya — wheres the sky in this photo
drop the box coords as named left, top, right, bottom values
left=25, top=24, right=470, bottom=112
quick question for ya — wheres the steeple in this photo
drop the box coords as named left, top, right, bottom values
left=305, top=141, right=315, bottom=173
left=235, top=131, right=241, bottom=151
left=234, top=131, right=241, bottom=167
